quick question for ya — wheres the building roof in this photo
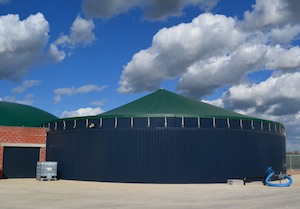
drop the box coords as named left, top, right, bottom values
left=99, top=89, right=255, bottom=120
left=0, top=101, right=58, bottom=127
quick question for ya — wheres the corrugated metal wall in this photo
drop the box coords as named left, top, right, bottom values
left=46, top=127, right=286, bottom=183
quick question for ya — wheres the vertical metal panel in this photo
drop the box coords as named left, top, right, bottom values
left=230, top=120, right=240, bottom=129
left=101, top=118, right=114, bottom=128
left=215, top=119, right=227, bottom=129
left=166, top=117, right=182, bottom=127
left=55, top=121, right=63, bottom=131
left=130, top=118, right=147, bottom=128
left=117, top=118, right=131, bottom=128
left=75, top=119, right=87, bottom=129
left=200, top=118, right=212, bottom=128
left=184, top=118, right=198, bottom=128
left=150, top=118, right=165, bottom=128
left=262, top=122, right=270, bottom=132
left=253, top=121, right=261, bottom=130
left=242, top=120, right=252, bottom=130
left=65, top=120, right=74, bottom=130
left=47, top=127, right=286, bottom=183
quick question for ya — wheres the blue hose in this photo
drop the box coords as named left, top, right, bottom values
left=265, top=166, right=293, bottom=187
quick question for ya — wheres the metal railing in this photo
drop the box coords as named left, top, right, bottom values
left=286, top=154, right=300, bottom=170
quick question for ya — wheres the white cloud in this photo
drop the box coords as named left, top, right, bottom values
left=12, top=80, right=40, bottom=93
left=49, top=16, right=95, bottom=61
left=48, top=44, right=66, bottom=63
left=54, top=84, right=107, bottom=103
left=178, top=43, right=269, bottom=97
left=205, top=72, right=300, bottom=152
left=0, top=0, right=11, bottom=4
left=54, top=16, right=95, bottom=47
left=265, top=45, right=300, bottom=69
left=118, top=13, right=244, bottom=93
left=215, top=72, right=300, bottom=115
left=76, top=85, right=105, bottom=93
left=61, top=107, right=104, bottom=118
left=117, top=0, right=300, bottom=151
left=54, top=95, right=62, bottom=104
left=90, top=98, right=108, bottom=106
left=0, top=13, right=96, bottom=80
left=82, top=0, right=219, bottom=20
left=268, top=24, right=300, bottom=44
left=2, top=94, right=35, bottom=105
left=242, top=0, right=300, bottom=30
left=0, top=13, right=49, bottom=81
left=82, top=0, right=139, bottom=19
left=118, top=1, right=300, bottom=97
left=55, top=85, right=106, bottom=95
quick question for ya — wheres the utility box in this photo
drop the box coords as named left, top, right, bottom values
left=227, top=179, right=244, bottom=185
left=36, top=161, right=57, bottom=181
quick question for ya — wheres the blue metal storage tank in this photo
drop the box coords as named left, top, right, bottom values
left=45, top=89, right=286, bottom=183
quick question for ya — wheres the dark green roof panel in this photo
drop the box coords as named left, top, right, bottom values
left=99, top=89, right=254, bottom=120
left=0, top=101, right=58, bottom=127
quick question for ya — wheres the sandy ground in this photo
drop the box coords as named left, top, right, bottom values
left=0, top=175, right=299, bottom=209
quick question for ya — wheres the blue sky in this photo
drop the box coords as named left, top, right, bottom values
left=0, top=0, right=300, bottom=151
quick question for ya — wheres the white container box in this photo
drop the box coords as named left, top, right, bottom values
left=36, top=161, right=57, bottom=181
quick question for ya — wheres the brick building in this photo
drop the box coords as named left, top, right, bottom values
left=0, top=101, right=57, bottom=178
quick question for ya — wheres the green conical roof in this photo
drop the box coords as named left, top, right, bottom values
left=0, top=101, right=58, bottom=127
left=99, top=89, right=255, bottom=120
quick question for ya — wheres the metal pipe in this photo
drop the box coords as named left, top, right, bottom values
left=131, top=117, right=133, bottom=128
left=73, top=120, right=76, bottom=129
left=99, top=118, right=102, bottom=128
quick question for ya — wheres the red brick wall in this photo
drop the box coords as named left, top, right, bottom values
left=0, top=126, right=47, bottom=178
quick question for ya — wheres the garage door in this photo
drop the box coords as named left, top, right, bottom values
left=2, top=147, right=40, bottom=178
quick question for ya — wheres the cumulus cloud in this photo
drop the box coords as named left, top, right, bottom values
left=61, top=107, right=104, bottom=118
left=54, top=16, right=95, bottom=47
left=0, top=13, right=96, bottom=79
left=212, top=73, right=300, bottom=115
left=0, top=13, right=49, bottom=81
left=48, top=44, right=66, bottom=63
left=82, top=0, right=219, bottom=20
left=12, top=80, right=41, bottom=93
left=82, top=0, right=139, bottom=19
left=117, top=0, right=300, bottom=151
left=54, top=84, right=107, bottom=103
left=243, top=0, right=300, bottom=30
left=268, top=24, right=300, bottom=44
left=203, top=72, right=300, bottom=151
left=119, top=13, right=244, bottom=93
left=49, top=16, right=95, bottom=62
left=265, top=45, right=300, bottom=69
left=118, top=1, right=300, bottom=97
